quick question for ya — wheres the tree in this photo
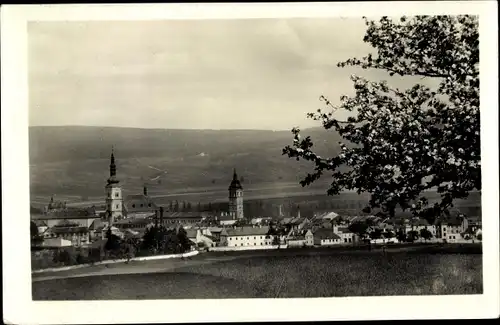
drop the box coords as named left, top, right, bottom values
left=30, top=221, right=44, bottom=247
left=476, top=233, right=482, bottom=241
left=348, top=221, right=369, bottom=240
left=283, top=16, right=479, bottom=225
left=369, top=228, right=383, bottom=241
left=177, top=227, right=193, bottom=253
left=407, top=230, right=420, bottom=243
left=420, top=228, right=433, bottom=242
left=396, top=229, right=407, bottom=242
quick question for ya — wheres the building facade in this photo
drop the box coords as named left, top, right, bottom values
left=223, top=226, right=273, bottom=247
left=228, top=169, right=244, bottom=220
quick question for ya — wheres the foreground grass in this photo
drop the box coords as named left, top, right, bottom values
left=32, top=247, right=482, bottom=300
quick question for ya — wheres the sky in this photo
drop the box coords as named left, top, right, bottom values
left=28, top=18, right=418, bottom=130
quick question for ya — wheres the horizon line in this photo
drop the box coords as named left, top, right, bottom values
left=28, top=124, right=322, bottom=132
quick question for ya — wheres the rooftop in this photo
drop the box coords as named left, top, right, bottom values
left=313, top=228, right=341, bottom=240
left=226, top=226, right=270, bottom=237
left=49, top=226, right=89, bottom=234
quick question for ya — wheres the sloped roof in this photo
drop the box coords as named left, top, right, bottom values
left=336, top=227, right=352, bottom=234
left=32, top=208, right=97, bottom=220
left=186, top=229, right=198, bottom=238
left=313, top=228, right=341, bottom=240
left=89, top=219, right=106, bottom=231
left=33, top=220, right=48, bottom=227
left=124, top=194, right=158, bottom=213
left=49, top=226, right=89, bottom=234
left=114, top=218, right=152, bottom=226
left=162, top=212, right=205, bottom=219
left=410, top=218, right=431, bottom=227
left=226, top=226, right=270, bottom=237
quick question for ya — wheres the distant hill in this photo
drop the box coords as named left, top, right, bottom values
left=29, top=125, right=344, bottom=199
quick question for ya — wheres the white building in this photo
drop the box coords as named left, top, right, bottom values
left=333, top=225, right=355, bottom=244
left=313, top=228, right=342, bottom=246
left=222, top=226, right=273, bottom=247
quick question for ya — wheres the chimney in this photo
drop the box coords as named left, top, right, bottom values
left=144, top=186, right=148, bottom=196
left=154, top=210, right=159, bottom=227
left=160, top=207, right=164, bottom=226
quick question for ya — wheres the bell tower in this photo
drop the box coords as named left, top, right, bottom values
left=228, top=168, right=244, bottom=219
left=105, top=147, right=122, bottom=225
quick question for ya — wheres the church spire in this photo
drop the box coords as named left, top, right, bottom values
left=110, top=146, right=116, bottom=178
left=233, top=168, right=238, bottom=181
left=107, top=146, right=119, bottom=185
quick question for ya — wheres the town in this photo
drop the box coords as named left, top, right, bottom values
left=30, top=149, right=483, bottom=269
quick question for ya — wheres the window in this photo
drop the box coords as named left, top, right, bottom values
left=148, top=204, right=151, bottom=207
left=140, top=204, right=144, bottom=207
left=116, top=205, right=119, bottom=209
left=254, top=243, right=256, bottom=245
left=115, top=193, right=119, bottom=198
left=132, top=204, right=135, bottom=208
left=254, top=237, right=256, bottom=239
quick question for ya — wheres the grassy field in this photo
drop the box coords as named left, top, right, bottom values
left=32, top=245, right=482, bottom=300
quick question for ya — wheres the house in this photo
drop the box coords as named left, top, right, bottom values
left=158, top=211, right=205, bottom=226
left=220, top=219, right=238, bottom=226
left=33, top=220, right=49, bottom=235
left=202, top=227, right=224, bottom=241
left=313, top=211, right=340, bottom=221
left=113, top=218, right=154, bottom=232
left=405, top=218, right=437, bottom=238
left=463, top=216, right=482, bottom=234
left=313, top=228, right=342, bottom=246
left=437, top=217, right=464, bottom=243
left=41, top=237, right=72, bottom=248
left=43, top=224, right=90, bottom=247
left=223, top=226, right=273, bottom=247
left=123, top=186, right=158, bottom=219
left=187, top=228, right=217, bottom=248
left=333, top=225, right=356, bottom=243
left=304, top=229, right=314, bottom=246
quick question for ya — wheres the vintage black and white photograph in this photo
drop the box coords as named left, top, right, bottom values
left=2, top=2, right=499, bottom=323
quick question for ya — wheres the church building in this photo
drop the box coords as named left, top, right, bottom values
left=104, top=148, right=123, bottom=225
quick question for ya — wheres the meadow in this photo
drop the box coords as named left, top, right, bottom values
left=32, top=245, right=482, bottom=300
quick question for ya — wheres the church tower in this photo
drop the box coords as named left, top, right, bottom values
left=228, top=169, right=244, bottom=220
left=105, top=148, right=122, bottom=225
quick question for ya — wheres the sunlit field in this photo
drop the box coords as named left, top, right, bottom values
left=32, top=245, right=482, bottom=300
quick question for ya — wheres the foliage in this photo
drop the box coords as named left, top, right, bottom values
left=407, top=230, right=420, bottom=242
left=395, top=229, right=407, bottom=242
left=419, top=228, right=433, bottom=241
left=369, top=228, right=383, bottom=240
left=141, top=225, right=192, bottom=255
left=348, top=222, right=370, bottom=239
left=283, top=15, right=480, bottom=225
left=476, top=233, right=482, bottom=241
left=30, top=221, right=44, bottom=246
